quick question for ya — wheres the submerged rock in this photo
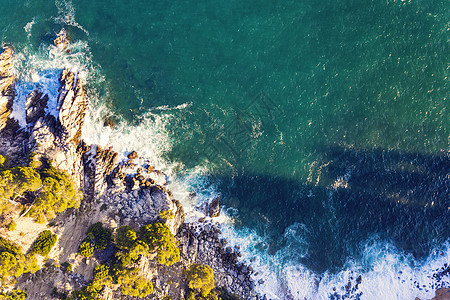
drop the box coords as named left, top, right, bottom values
left=54, top=29, right=68, bottom=50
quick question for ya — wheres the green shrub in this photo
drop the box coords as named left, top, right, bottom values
left=159, top=209, right=174, bottom=220
left=117, top=268, right=153, bottom=298
left=32, top=230, right=57, bottom=256
left=115, top=226, right=137, bottom=249
left=0, top=289, right=27, bottom=300
left=139, top=222, right=180, bottom=266
left=0, top=237, right=39, bottom=286
left=73, top=264, right=112, bottom=300
left=78, top=222, right=112, bottom=258
left=6, top=221, right=16, bottom=231
left=0, top=155, right=82, bottom=222
left=0, top=164, right=42, bottom=215
left=185, top=264, right=215, bottom=297
left=115, top=241, right=149, bottom=267
left=27, top=166, right=81, bottom=223
left=93, top=264, right=109, bottom=280
left=51, top=287, right=67, bottom=300
left=78, top=239, right=94, bottom=258
left=86, top=222, right=112, bottom=251
left=61, top=262, right=73, bottom=272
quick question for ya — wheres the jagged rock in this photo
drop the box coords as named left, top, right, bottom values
left=83, top=145, right=118, bottom=201
left=54, top=29, right=68, bottom=50
left=28, top=68, right=87, bottom=188
left=139, top=185, right=185, bottom=234
left=25, top=90, right=49, bottom=124
left=127, top=150, right=138, bottom=159
left=208, top=197, right=221, bottom=217
left=57, top=68, right=87, bottom=144
left=0, top=46, right=15, bottom=130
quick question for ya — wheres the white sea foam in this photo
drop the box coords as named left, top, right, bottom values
left=216, top=221, right=450, bottom=299
left=54, top=0, right=89, bottom=35
left=11, top=39, right=94, bottom=127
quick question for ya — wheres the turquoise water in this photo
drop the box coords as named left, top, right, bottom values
left=1, top=0, right=449, bottom=298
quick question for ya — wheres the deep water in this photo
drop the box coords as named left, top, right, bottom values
left=1, top=0, right=449, bottom=299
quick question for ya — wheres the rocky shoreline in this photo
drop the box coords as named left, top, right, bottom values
left=0, top=38, right=259, bottom=300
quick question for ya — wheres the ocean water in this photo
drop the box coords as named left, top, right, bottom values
left=1, top=0, right=449, bottom=299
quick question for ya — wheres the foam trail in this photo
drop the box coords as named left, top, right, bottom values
left=54, top=0, right=89, bottom=35
left=217, top=222, right=450, bottom=300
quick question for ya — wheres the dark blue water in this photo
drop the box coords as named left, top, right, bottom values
left=1, top=0, right=449, bottom=298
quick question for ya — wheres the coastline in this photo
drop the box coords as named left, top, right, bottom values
left=0, top=40, right=258, bottom=300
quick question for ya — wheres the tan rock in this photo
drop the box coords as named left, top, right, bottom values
left=0, top=46, right=15, bottom=130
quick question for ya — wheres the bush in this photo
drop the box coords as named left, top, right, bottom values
left=6, top=221, right=16, bottom=231
left=139, top=222, right=180, bottom=266
left=27, top=166, right=81, bottom=223
left=115, top=226, right=137, bottom=249
left=78, top=239, right=94, bottom=258
left=78, top=222, right=112, bottom=258
left=117, top=268, right=153, bottom=298
left=185, top=264, right=215, bottom=297
left=116, top=241, right=149, bottom=267
left=0, top=289, right=27, bottom=300
left=61, top=262, right=73, bottom=272
left=93, top=264, right=109, bottom=280
left=0, top=237, right=39, bottom=286
left=32, top=230, right=57, bottom=256
left=159, top=209, right=174, bottom=220
left=51, top=287, right=67, bottom=300
left=0, top=155, right=82, bottom=222
left=86, top=222, right=112, bottom=251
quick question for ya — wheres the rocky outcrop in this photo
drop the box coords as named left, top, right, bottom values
left=25, top=90, right=49, bottom=125
left=0, top=46, right=15, bottom=130
left=28, top=67, right=87, bottom=188
left=177, top=223, right=258, bottom=299
left=83, top=145, right=118, bottom=202
left=100, top=181, right=185, bottom=235
left=207, top=197, right=221, bottom=217
left=54, top=30, right=68, bottom=51
left=416, top=288, right=450, bottom=300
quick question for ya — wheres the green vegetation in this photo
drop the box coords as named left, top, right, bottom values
left=0, top=155, right=82, bottom=223
left=159, top=209, right=174, bottom=220
left=185, top=264, right=215, bottom=297
left=73, top=264, right=113, bottom=300
left=32, top=230, right=57, bottom=256
left=61, top=262, right=73, bottom=272
left=140, top=222, right=180, bottom=266
left=51, top=287, right=68, bottom=300
left=28, top=166, right=81, bottom=223
left=6, top=221, right=16, bottom=231
left=115, top=225, right=137, bottom=249
left=78, top=222, right=112, bottom=258
left=75, top=222, right=179, bottom=298
left=0, top=289, right=27, bottom=300
left=0, top=237, right=38, bottom=287
left=78, top=239, right=94, bottom=258
left=117, top=268, right=153, bottom=297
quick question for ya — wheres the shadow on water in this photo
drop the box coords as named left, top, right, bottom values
left=213, top=146, right=449, bottom=273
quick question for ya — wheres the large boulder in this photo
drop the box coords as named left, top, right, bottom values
left=83, top=145, right=118, bottom=201
left=140, top=185, right=185, bottom=235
